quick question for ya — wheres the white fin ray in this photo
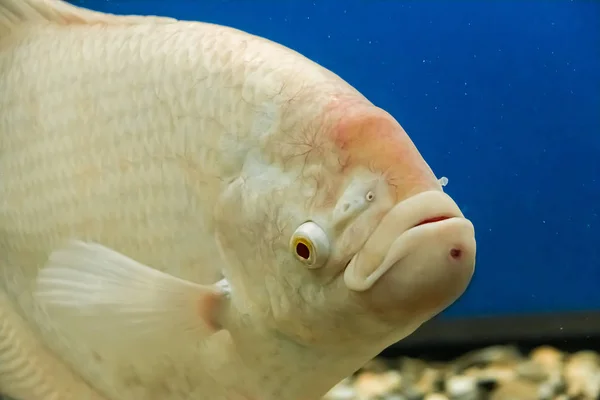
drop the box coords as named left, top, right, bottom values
left=35, top=241, right=227, bottom=348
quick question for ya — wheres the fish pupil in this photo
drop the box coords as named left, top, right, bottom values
left=296, top=242, right=311, bottom=260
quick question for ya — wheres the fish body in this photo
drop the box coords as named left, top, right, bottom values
left=0, top=1, right=477, bottom=400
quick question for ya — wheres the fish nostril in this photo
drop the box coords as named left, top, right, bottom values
left=450, top=248, right=462, bottom=259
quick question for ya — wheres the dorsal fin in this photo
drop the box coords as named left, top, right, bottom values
left=0, top=0, right=177, bottom=38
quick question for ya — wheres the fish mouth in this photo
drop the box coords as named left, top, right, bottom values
left=343, top=190, right=474, bottom=292
left=340, top=211, right=456, bottom=277
left=414, top=215, right=451, bottom=227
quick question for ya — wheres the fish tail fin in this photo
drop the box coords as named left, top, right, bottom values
left=0, top=0, right=176, bottom=39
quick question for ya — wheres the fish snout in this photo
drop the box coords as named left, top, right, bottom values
left=344, top=190, right=476, bottom=322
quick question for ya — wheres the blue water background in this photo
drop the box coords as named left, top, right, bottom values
left=70, top=0, right=600, bottom=319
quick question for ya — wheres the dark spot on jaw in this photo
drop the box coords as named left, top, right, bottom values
left=450, top=248, right=462, bottom=259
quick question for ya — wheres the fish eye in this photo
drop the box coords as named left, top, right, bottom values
left=290, top=221, right=330, bottom=269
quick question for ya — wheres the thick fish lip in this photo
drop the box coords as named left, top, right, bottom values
left=343, top=190, right=475, bottom=292
left=414, top=215, right=452, bottom=227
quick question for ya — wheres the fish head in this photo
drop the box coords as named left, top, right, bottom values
left=213, top=95, right=476, bottom=350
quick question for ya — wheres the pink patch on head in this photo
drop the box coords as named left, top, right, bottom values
left=328, top=103, right=441, bottom=201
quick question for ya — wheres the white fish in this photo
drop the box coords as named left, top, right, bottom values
left=0, top=1, right=476, bottom=399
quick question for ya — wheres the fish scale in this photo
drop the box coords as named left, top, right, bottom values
left=0, top=292, right=107, bottom=400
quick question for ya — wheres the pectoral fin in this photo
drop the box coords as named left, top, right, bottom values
left=35, top=240, right=229, bottom=348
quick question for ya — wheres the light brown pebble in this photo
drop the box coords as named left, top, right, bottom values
left=445, top=375, right=479, bottom=400
left=415, top=368, right=444, bottom=394
left=529, top=346, right=564, bottom=372
left=465, top=364, right=517, bottom=384
left=564, top=350, right=600, bottom=399
left=400, top=357, right=431, bottom=383
left=489, top=379, right=539, bottom=400
left=354, top=371, right=403, bottom=399
left=516, top=360, right=549, bottom=382
left=424, top=394, right=450, bottom=400
left=536, top=371, right=566, bottom=400
left=452, top=346, right=523, bottom=374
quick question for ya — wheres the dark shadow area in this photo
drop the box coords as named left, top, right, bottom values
left=384, top=311, right=600, bottom=361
